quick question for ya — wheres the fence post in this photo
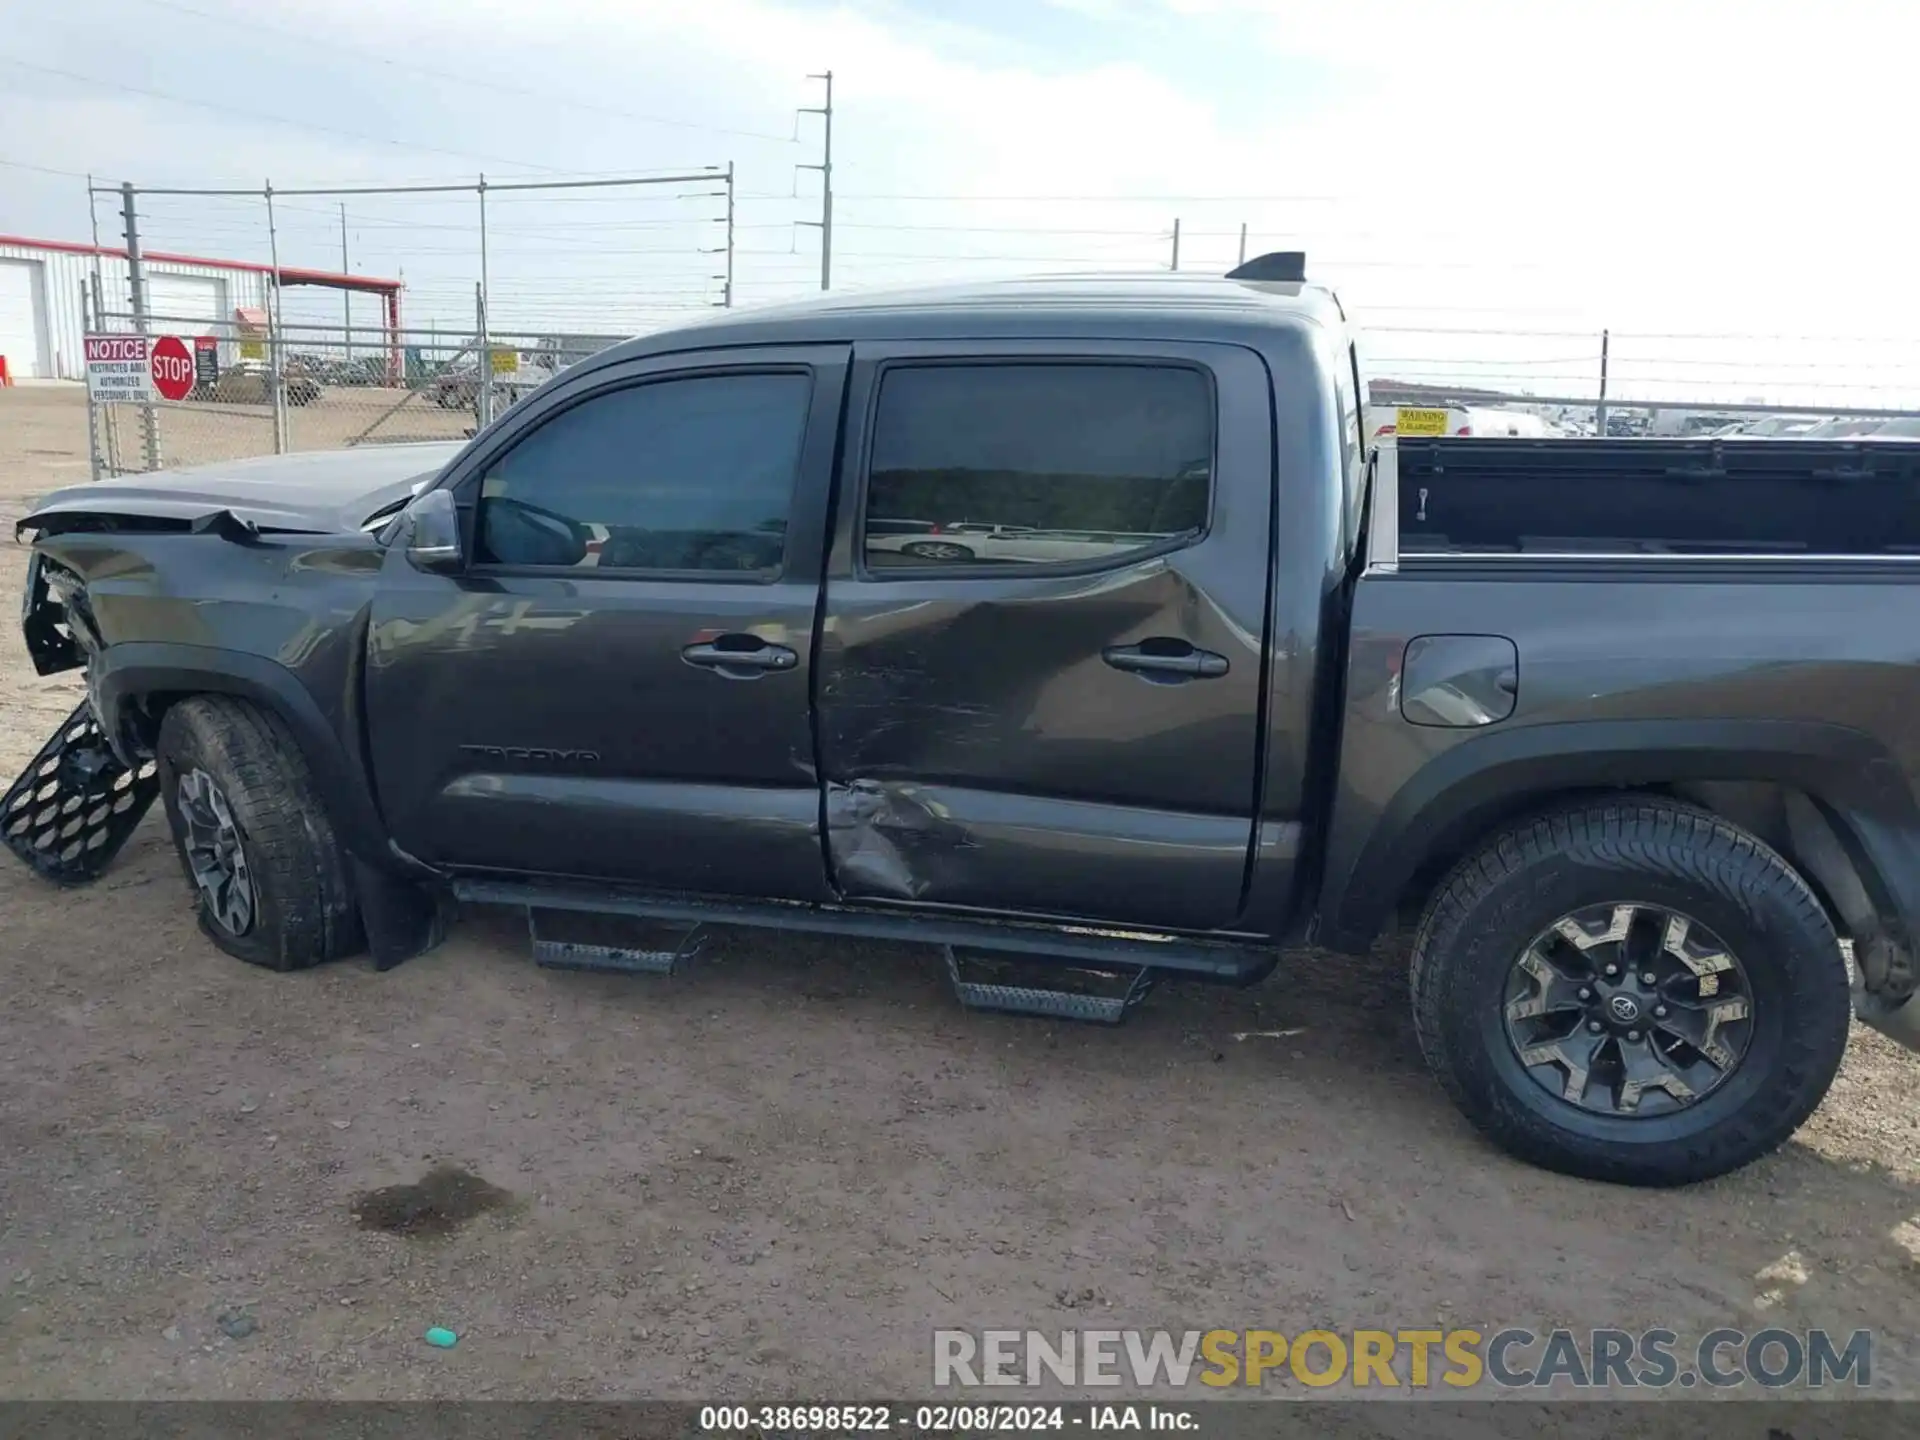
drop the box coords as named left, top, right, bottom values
left=477, top=174, right=493, bottom=429
left=1596, top=329, right=1611, bottom=437
left=120, top=182, right=161, bottom=471
left=89, top=270, right=121, bottom=476
left=81, top=281, right=102, bottom=482
left=264, top=181, right=289, bottom=453
left=340, top=202, right=352, bottom=365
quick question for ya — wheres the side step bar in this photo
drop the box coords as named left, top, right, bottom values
left=529, top=909, right=707, bottom=977
left=451, top=876, right=1274, bottom=986
left=944, top=947, right=1157, bottom=1025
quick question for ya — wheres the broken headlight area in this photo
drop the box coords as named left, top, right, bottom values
left=20, top=551, right=87, bottom=676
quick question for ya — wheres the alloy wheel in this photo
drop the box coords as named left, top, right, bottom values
left=1501, top=902, right=1754, bottom=1117
left=177, top=768, right=255, bottom=937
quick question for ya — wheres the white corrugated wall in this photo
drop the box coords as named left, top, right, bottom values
left=0, top=242, right=270, bottom=380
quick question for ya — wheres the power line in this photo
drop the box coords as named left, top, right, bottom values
left=1364, top=324, right=1605, bottom=338
left=0, top=53, right=565, bottom=173
left=0, top=154, right=94, bottom=179
left=831, top=221, right=1171, bottom=236
left=126, top=0, right=800, bottom=146
left=832, top=192, right=1348, bottom=203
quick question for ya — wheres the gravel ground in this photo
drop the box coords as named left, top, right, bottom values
left=0, top=383, right=1915, bottom=1403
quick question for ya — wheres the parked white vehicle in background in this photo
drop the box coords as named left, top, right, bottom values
left=1853, top=417, right=1920, bottom=441
left=1720, top=415, right=1821, bottom=438
left=1459, top=406, right=1556, bottom=437
left=1796, top=416, right=1920, bottom=441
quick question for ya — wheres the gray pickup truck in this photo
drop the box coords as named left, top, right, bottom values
left=11, top=255, right=1919, bottom=1187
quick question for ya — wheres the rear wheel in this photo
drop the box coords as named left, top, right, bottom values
left=1410, top=799, right=1850, bottom=1186
left=156, top=697, right=363, bottom=970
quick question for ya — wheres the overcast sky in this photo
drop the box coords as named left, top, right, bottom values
left=1, top=0, right=1915, bottom=405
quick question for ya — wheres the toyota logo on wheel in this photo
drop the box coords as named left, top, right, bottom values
left=1608, top=995, right=1641, bottom=1024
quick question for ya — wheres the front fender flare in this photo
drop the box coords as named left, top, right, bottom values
left=1315, top=717, right=1920, bottom=954
left=90, top=641, right=433, bottom=879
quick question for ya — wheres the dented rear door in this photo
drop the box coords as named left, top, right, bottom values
left=814, top=341, right=1275, bottom=932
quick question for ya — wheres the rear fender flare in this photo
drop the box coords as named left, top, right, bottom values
left=89, top=641, right=431, bottom=879
left=1317, top=718, right=1920, bottom=953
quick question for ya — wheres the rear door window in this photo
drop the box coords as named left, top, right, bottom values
left=861, top=363, right=1214, bottom=572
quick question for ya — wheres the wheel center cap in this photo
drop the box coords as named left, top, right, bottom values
left=1606, top=993, right=1643, bottom=1025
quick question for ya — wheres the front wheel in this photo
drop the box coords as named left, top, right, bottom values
left=156, top=697, right=363, bottom=970
left=1410, top=799, right=1850, bottom=1186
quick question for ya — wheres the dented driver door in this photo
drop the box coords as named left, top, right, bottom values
left=814, top=341, right=1276, bottom=933
left=365, top=346, right=846, bottom=899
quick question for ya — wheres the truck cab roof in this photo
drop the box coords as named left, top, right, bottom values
left=592, top=271, right=1353, bottom=363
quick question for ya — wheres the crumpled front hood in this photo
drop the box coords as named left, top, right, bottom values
left=16, top=442, right=466, bottom=537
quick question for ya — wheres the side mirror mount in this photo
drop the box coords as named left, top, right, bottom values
left=404, top=488, right=464, bottom=574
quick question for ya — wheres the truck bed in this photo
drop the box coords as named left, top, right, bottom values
left=1394, top=437, right=1920, bottom=558
left=1320, top=432, right=1920, bottom=1059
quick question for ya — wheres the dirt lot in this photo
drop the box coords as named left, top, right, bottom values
left=0, top=383, right=1916, bottom=1402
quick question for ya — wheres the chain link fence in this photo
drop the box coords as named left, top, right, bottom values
left=87, top=308, right=635, bottom=474
left=84, top=171, right=734, bottom=477
left=76, top=173, right=1920, bottom=472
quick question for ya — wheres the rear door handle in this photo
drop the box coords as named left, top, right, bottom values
left=1102, top=642, right=1229, bottom=681
left=681, top=636, right=798, bottom=677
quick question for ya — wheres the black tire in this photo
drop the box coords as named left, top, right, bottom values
left=1410, top=799, right=1850, bottom=1186
left=156, top=697, right=363, bottom=971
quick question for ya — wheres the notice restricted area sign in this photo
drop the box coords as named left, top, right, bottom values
left=85, top=334, right=153, bottom=402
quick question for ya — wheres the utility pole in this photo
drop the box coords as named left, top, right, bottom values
left=798, top=70, right=834, bottom=291
left=723, top=162, right=736, bottom=307
left=1596, top=329, right=1611, bottom=436
left=120, top=181, right=160, bottom=471
left=1238, top=222, right=1248, bottom=267
left=1170, top=218, right=1181, bottom=271
left=340, top=203, right=352, bottom=363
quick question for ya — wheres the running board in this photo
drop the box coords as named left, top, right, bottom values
left=944, top=946, right=1156, bottom=1025
left=451, top=876, right=1273, bottom=984
left=529, top=909, right=707, bottom=977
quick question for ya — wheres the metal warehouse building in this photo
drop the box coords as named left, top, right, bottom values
left=0, top=235, right=399, bottom=381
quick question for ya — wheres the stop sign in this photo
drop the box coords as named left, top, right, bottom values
left=150, top=334, right=195, bottom=401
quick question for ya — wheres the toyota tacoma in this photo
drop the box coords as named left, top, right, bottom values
left=11, top=255, right=1920, bottom=1186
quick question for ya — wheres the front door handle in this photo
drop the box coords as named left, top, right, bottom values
left=681, top=636, right=798, bottom=677
left=1102, top=642, right=1229, bottom=681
